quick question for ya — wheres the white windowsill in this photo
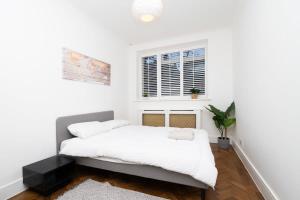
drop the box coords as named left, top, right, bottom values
left=135, top=98, right=211, bottom=102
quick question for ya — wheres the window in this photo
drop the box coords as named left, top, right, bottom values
left=141, top=47, right=206, bottom=99
left=142, top=55, right=157, bottom=97
left=183, top=48, right=206, bottom=95
left=161, top=52, right=180, bottom=96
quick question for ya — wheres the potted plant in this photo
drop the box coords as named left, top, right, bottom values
left=190, top=88, right=200, bottom=99
left=206, top=102, right=236, bottom=149
left=143, top=92, right=149, bottom=98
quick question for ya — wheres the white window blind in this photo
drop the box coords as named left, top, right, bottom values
left=142, top=55, right=157, bottom=97
left=183, top=48, right=206, bottom=95
left=161, top=52, right=180, bottom=96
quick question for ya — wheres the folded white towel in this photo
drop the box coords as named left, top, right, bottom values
left=168, top=128, right=195, bottom=141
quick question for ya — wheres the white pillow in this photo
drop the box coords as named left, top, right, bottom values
left=68, top=121, right=111, bottom=139
left=100, top=120, right=130, bottom=129
left=168, top=128, right=195, bottom=141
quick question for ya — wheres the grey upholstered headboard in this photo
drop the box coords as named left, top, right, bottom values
left=56, top=111, right=114, bottom=153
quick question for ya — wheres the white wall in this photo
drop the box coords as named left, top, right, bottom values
left=128, top=28, right=234, bottom=140
left=0, top=0, right=128, bottom=198
left=232, top=0, right=300, bottom=199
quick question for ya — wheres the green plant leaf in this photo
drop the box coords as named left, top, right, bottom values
left=206, top=105, right=225, bottom=118
left=190, top=87, right=200, bottom=94
left=212, top=116, right=222, bottom=129
left=212, top=116, right=224, bottom=135
left=224, top=118, right=236, bottom=128
left=225, top=102, right=235, bottom=117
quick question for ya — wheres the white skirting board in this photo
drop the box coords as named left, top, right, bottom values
left=232, top=140, right=280, bottom=200
left=0, top=178, right=27, bottom=200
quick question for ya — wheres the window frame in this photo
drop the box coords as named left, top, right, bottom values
left=141, top=55, right=158, bottom=97
left=138, top=45, right=208, bottom=101
left=160, top=51, right=181, bottom=97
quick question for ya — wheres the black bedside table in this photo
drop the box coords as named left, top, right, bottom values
left=23, top=155, right=75, bottom=195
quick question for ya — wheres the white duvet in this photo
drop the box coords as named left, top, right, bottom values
left=60, top=125, right=218, bottom=187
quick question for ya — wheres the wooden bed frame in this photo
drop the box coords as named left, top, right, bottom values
left=56, top=111, right=208, bottom=199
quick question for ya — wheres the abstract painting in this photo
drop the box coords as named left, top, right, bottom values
left=63, top=48, right=111, bottom=85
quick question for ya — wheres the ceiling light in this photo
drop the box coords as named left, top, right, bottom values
left=132, top=0, right=163, bottom=23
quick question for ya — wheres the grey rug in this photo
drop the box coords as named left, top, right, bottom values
left=57, top=179, right=167, bottom=200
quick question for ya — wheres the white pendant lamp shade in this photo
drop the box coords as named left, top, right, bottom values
left=132, top=0, right=163, bottom=22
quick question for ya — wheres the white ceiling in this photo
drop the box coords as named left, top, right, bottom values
left=70, top=0, right=233, bottom=45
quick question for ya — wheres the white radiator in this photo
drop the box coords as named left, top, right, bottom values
left=139, top=109, right=202, bottom=129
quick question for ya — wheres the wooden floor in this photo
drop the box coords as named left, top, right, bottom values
left=11, top=144, right=264, bottom=200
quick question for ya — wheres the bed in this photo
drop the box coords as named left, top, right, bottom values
left=56, top=111, right=217, bottom=200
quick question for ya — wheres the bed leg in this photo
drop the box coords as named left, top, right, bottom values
left=200, top=189, right=206, bottom=200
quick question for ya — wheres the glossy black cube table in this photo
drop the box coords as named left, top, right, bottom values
left=23, top=156, right=75, bottom=195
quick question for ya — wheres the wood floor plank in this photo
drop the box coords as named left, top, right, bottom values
left=10, top=144, right=263, bottom=200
